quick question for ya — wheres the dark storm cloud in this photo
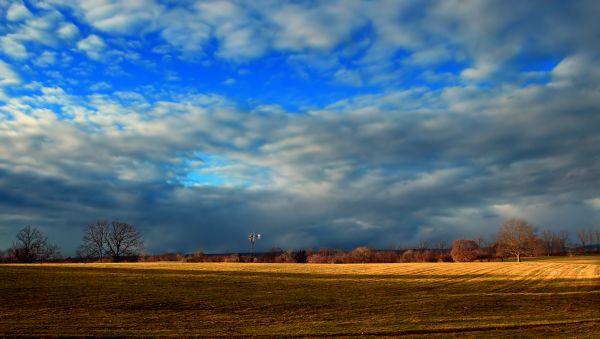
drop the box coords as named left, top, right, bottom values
left=2, top=73, right=599, bottom=254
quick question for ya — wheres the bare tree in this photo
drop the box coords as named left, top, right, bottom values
left=417, top=239, right=429, bottom=250
left=540, top=229, right=555, bottom=256
left=450, top=239, right=479, bottom=262
left=79, top=220, right=110, bottom=261
left=105, top=221, right=144, bottom=262
left=587, top=226, right=595, bottom=247
left=576, top=228, right=587, bottom=250
left=435, top=240, right=449, bottom=251
left=497, top=218, right=536, bottom=262
left=556, top=230, right=569, bottom=254
left=476, top=235, right=486, bottom=249
left=10, top=225, right=61, bottom=263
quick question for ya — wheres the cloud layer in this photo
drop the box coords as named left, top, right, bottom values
left=0, top=0, right=599, bottom=254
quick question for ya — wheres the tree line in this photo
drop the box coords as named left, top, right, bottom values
left=1, top=218, right=598, bottom=263
left=0, top=220, right=143, bottom=263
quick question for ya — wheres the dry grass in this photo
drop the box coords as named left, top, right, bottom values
left=1, top=256, right=599, bottom=337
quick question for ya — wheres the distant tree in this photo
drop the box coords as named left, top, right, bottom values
left=417, top=250, right=437, bottom=262
left=263, top=247, right=283, bottom=262
left=293, top=250, right=307, bottom=263
left=417, top=239, right=429, bottom=250
left=556, top=230, right=569, bottom=254
left=10, top=225, right=61, bottom=263
left=540, top=229, right=555, bottom=256
left=186, top=250, right=206, bottom=263
left=400, top=249, right=415, bottom=263
left=307, top=248, right=341, bottom=263
left=376, top=250, right=401, bottom=263
left=79, top=220, right=110, bottom=261
left=223, top=253, right=242, bottom=262
left=497, top=218, right=536, bottom=262
left=450, top=240, right=479, bottom=262
left=532, top=237, right=547, bottom=257
left=349, top=247, right=376, bottom=263
left=105, top=221, right=144, bottom=262
left=494, top=242, right=507, bottom=262
left=435, top=240, right=449, bottom=251
left=587, top=226, right=595, bottom=246
left=576, top=228, right=587, bottom=250
left=475, top=235, right=486, bottom=249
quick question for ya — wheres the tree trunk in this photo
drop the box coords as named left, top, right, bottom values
left=517, top=253, right=521, bottom=262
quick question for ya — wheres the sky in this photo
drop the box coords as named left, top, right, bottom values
left=1, top=0, right=599, bottom=256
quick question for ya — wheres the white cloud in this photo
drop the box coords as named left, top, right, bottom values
left=551, top=54, right=600, bottom=88
left=77, top=34, right=106, bottom=61
left=491, top=203, right=521, bottom=218
left=333, top=68, right=363, bottom=87
left=461, top=63, right=496, bottom=81
left=75, top=0, right=163, bottom=35
left=159, top=9, right=210, bottom=55
left=0, top=60, right=21, bottom=86
left=195, top=1, right=267, bottom=60
left=15, top=10, right=67, bottom=47
left=333, top=218, right=380, bottom=230
left=33, top=51, right=56, bottom=67
left=222, top=78, right=236, bottom=86
left=89, top=81, right=112, bottom=92
left=268, top=1, right=364, bottom=52
left=0, top=36, right=28, bottom=59
left=57, top=23, right=80, bottom=41
left=6, top=2, right=32, bottom=21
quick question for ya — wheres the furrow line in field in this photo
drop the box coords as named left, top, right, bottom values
left=197, top=319, right=600, bottom=338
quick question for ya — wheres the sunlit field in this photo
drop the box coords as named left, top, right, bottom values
left=1, top=256, right=599, bottom=337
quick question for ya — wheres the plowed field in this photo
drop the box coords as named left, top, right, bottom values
left=1, top=256, right=598, bottom=337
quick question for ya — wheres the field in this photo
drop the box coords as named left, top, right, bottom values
left=1, top=256, right=599, bottom=337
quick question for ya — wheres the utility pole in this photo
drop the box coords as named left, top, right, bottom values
left=248, top=232, right=261, bottom=262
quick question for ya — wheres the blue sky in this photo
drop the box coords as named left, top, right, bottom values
left=1, top=0, right=599, bottom=255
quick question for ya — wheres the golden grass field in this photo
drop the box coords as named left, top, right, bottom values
left=1, top=256, right=599, bottom=337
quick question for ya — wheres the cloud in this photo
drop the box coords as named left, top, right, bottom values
left=57, top=23, right=80, bottom=41
left=89, top=81, right=112, bottom=92
left=0, top=36, right=28, bottom=59
left=2, top=66, right=599, bottom=253
left=1, top=0, right=600, bottom=254
left=267, top=1, right=365, bottom=52
left=33, top=51, right=56, bottom=67
left=159, top=9, right=210, bottom=56
left=0, top=59, right=21, bottom=86
left=551, top=54, right=600, bottom=88
left=77, top=34, right=106, bottom=60
left=222, top=78, right=236, bottom=86
left=45, top=0, right=599, bottom=86
left=6, top=1, right=32, bottom=21
left=193, top=1, right=265, bottom=60
left=73, top=0, right=163, bottom=35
